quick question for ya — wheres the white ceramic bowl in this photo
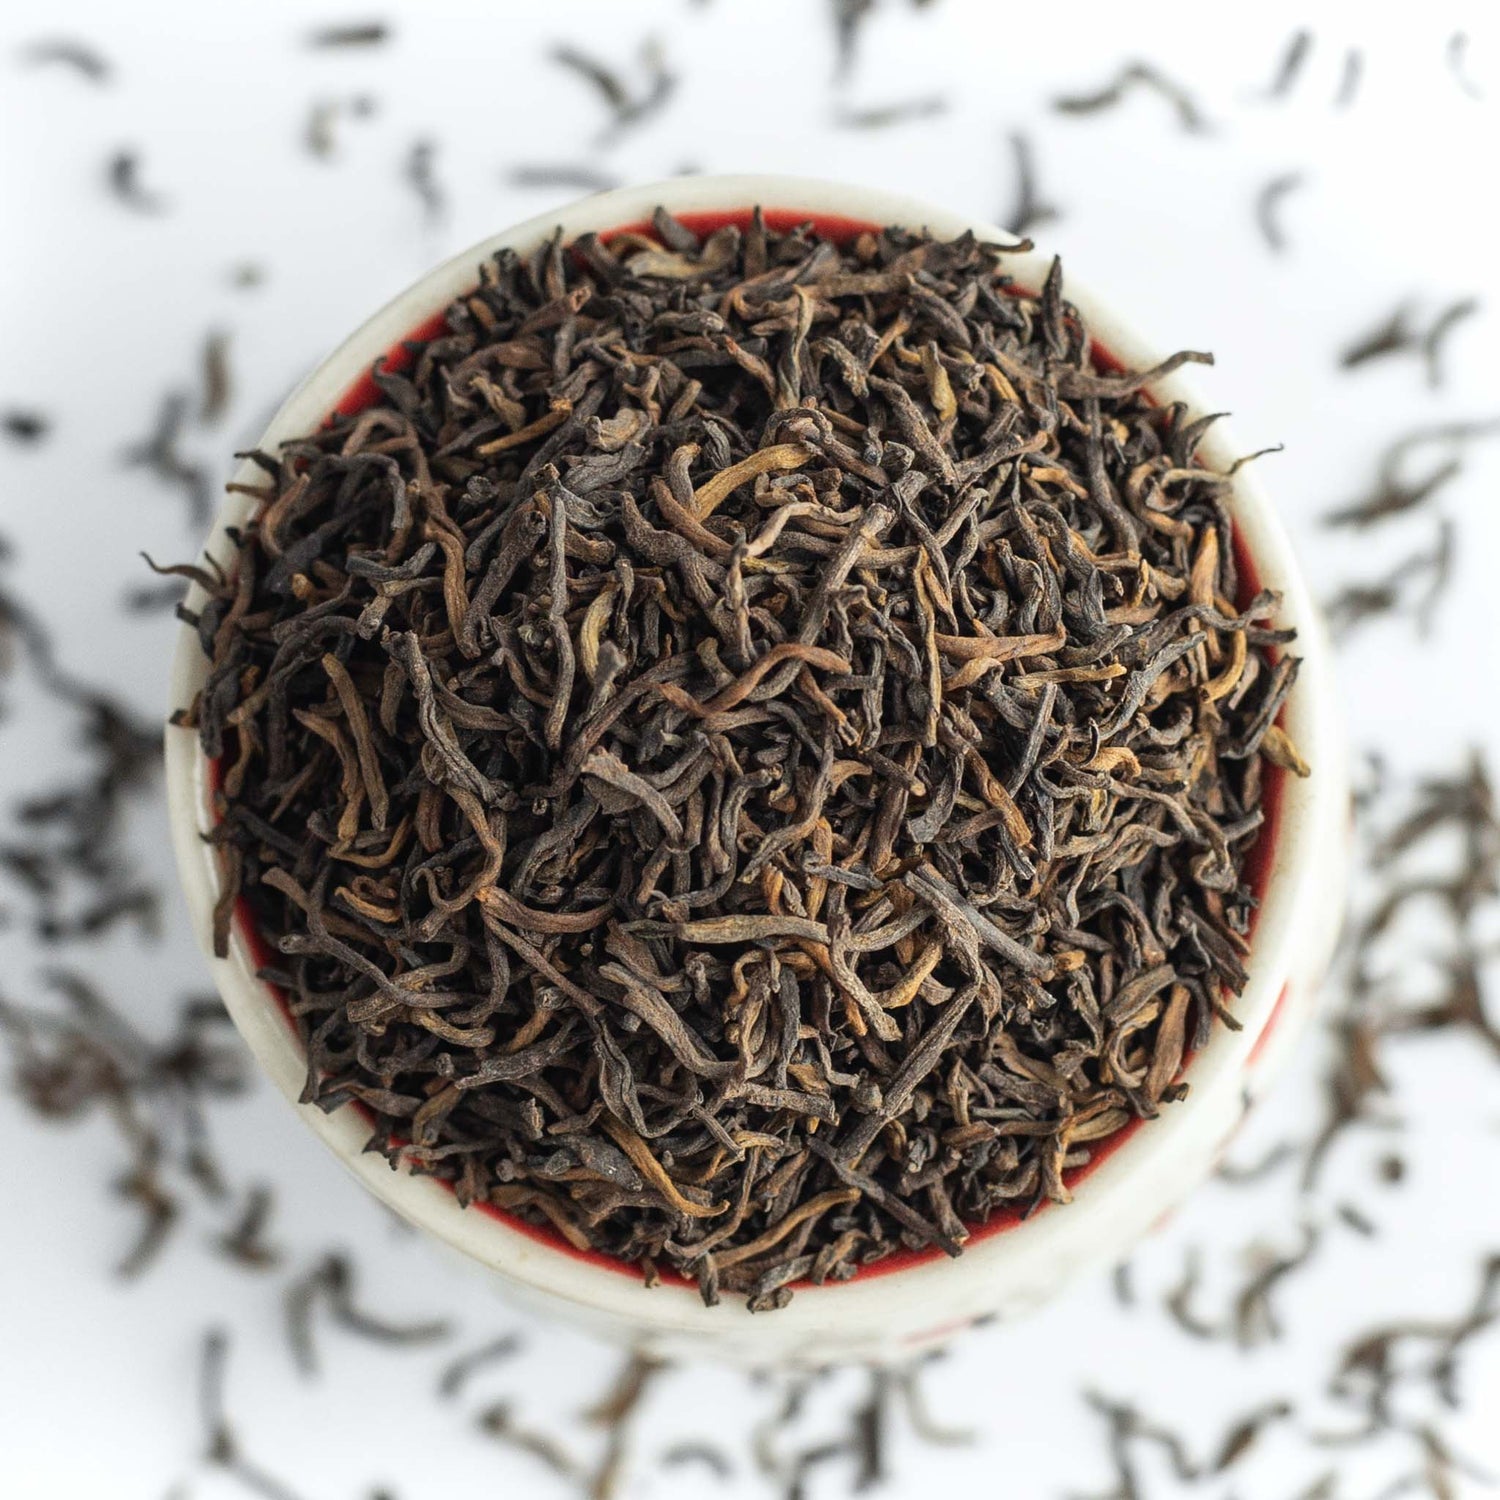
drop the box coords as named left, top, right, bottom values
left=166, top=173, right=1350, bottom=1367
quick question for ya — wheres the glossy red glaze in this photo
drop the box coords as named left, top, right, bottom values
left=218, top=205, right=1287, bottom=1290
left=331, top=310, right=451, bottom=419
left=603, top=206, right=886, bottom=247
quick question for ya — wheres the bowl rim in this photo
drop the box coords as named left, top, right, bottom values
left=165, top=171, right=1343, bottom=1342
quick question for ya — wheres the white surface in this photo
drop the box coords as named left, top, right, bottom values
left=1, top=1, right=1498, bottom=1496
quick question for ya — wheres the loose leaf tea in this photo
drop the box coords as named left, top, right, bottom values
left=1329, top=1254, right=1500, bottom=1430
left=181, top=210, right=1301, bottom=1307
left=107, top=149, right=169, bottom=214
left=200, top=330, right=234, bottom=426
left=1255, top=172, right=1305, bottom=254
left=306, top=20, right=390, bottom=49
left=1209, top=1399, right=1293, bottom=1471
left=1324, top=519, right=1454, bottom=641
left=547, top=39, right=676, bottom=145
left=475, top=1402, right=583, bottom=1481
left=215, top=1184, right=282, bottom=1269
left=436, top=1333, right=524, bottom=1398
left=283, top=1250, right=450, bottom=1375
left=1079, top=1389, right=1200, bottom=1499
left=123, top=391, right=213, bottom=526
left=660, top=1441, right=733, bottom=1477
left=1338, top=300, right=1480, bottom=387
left=1340, top=304, right=1421, bottom=370
left=1163, top=1247, right=1219, bottom=1339
left=6, top=7, right=1500, bottom=1495
left=1002, top=132, right=1060, bottom=240
left=1420, top=298, right=1479, bottom=388
left=2, top=409, right=51, bottom=444
left=584, top=1352, right=663, bottom=1500
left=1232, top=1219, right=1321, bottom=1345
left=508, top=164, right=623, bottom=194
left=17, top=36, right=112, bottom=83
left=1324, top=417, right=1500, bottom=530
left=304, top=95, right=378, bottom=159
left=198, top=1329, right=310, bottom=1500
left=1334, top=49, right=1363, bottom=109
left=0, top=976, right=247, bottom=1276
left=1053, top=62, right=1211, bottom=134
left=124, top=579, right=190, bottom=614
left=830, top=0, right=876, bottom=81
left=833, top=97, right=947, bottom=130
left=893, top=1355, right=976, bottom=1446
left=403, top=138, right=445, bottom=225
left=1257, top=30, right=1314, bottom=102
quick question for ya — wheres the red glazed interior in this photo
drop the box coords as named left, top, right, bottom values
left=223, top=206, right=1286, bottom=1289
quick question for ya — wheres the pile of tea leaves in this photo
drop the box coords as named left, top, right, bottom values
left=180, top=209, right=1303, bottom=1308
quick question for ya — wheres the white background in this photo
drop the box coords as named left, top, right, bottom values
left=2, top=2, right=1499, bottom=1497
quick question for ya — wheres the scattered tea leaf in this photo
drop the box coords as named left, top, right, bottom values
left=833, top=96, right=946, bottom=129
left=2, top=410, right=50, bottom=444
left=1335, top=48, right=1363, bottom=108
left=1258, top=29, right=1313, bottom=100
left=402, top=138, right=445, bottom=224
left=107, top=150, right=169, bottom=214
left=549, top=38, right=677, bottom=145
left=17, top=36, right=112, bottom=82
left=1002, top=130, right=1059, bottom=238
left=1054, top=61, right=1211, bottom=133
left=507, top=163, right=622, bottom=193
left=1255, top=172, right=1305, bottom=254
left=306, top=20, right=390, bottom=48
left=199, top=331, right=233, bottom=426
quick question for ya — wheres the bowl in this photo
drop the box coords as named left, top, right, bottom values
left=165, top=172, right=1350, bottom=1367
